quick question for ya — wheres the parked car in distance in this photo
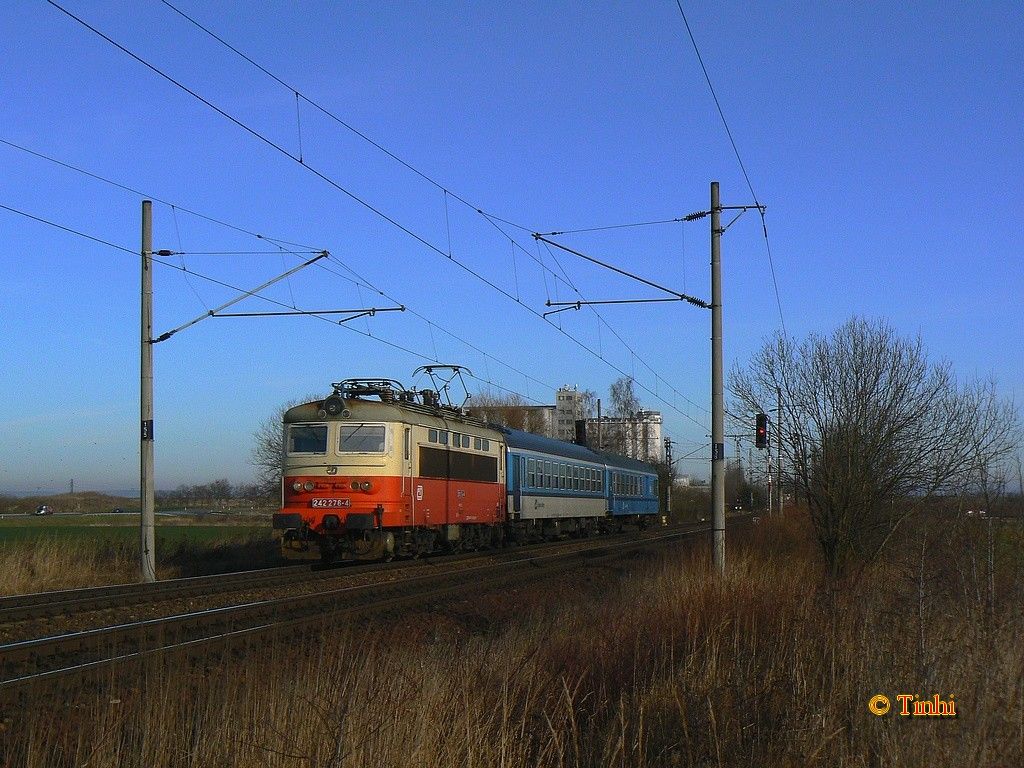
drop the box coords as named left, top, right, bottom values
left=34, top=504, right=53, bottom=516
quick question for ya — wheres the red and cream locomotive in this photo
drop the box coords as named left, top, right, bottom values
left=273, top=368, right=663, bottom=563
left=273, top=375, right=506, bottom=562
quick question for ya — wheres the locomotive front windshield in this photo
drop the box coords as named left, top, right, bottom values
left=338, top=424, right=386, bottom=453
left=288, top=424, right=328, bottom=454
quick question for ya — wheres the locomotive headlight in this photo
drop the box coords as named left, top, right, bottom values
left=292, top=481, right=303, bottom=492
left=351, top=481, right=360, bottom=491
left=360, top=481, right=372, bottom=492
left=302, top=480, right=316, bottom=492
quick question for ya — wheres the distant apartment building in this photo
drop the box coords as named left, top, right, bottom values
left=553, top=386, right=586, bottom=442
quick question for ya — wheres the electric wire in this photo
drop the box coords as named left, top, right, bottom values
left=0, top=199, right=542, bottom=403
left=47, top=1, right=709, bottom=430
left=313, top=254, right=559, bottom=396
left=153, top=0, right=711, bottom=420
left=0, top=136, right=556, bottom=405
left=536, top=217, right=686, bottom=236
left=483, top=211, right=710, bottom=424
left=674, top=0, right=786, bottom=335
left=158, top=0, right=511, bottom=227
left=0, top=202, right=135, bottom=255
left=537, top=239, right=710, bottom=418
left=170, top=204, right=209, bottom=310
left=0, top=137, right=318, bottom=253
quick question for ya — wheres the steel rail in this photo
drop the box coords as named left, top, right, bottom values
left=0, top=564, right=313, bottom=623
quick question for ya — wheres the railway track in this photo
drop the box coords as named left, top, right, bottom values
left=0, top=563, right=311, bottom=623
left=0, top=520, right=712, bottom=628
left=0, top=523, right=719, bottom=708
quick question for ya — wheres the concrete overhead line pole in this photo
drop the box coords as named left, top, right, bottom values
left=710, top=182, right=725, bottom=575
left=536, top=185, right=749, bottom=576
left=140, top=200, right=156, bottom=583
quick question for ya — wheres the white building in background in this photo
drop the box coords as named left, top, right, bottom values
left=586, top=409, right=665, bottom=463
left=553, top=386, right=586, bottom=442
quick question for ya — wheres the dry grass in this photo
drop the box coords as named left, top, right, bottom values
left=3, top=514, right=1022, bottom=766
left=0, top=539, right=140, bottom=595
left=0, top=533, right=280, bottom=595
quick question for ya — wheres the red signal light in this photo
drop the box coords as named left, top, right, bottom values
left=755, top=413, right=768, bottom=449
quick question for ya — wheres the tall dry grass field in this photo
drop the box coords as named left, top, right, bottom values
left=3, top=514, right=1022, bottom=766
left=0, top=531, right=279, bottom=595
left=0, top=539, right=140, bottom=595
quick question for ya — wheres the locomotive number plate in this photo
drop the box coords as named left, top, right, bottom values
left=311, top=498, right=351, bottom=508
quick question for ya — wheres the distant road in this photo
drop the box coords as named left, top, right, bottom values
left=2, top=509, right=237, bottom=519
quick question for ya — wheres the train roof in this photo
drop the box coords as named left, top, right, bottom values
left=500, top=427, right=603, bottom=462
left=592, top=449, right=660, bottom=475
left=283, top=396, right=497, bottom=434
left=282, top=388, right=659, bottom=475
left=500, top=428, right=657, bottom=474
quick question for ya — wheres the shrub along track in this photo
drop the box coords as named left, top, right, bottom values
left=0, top=519, right=749, bottom=713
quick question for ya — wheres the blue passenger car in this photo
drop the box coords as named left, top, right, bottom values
left=504, top=428, right=607, bottom=524
left=597, top=450, right=660, bottom=518
left=500, top=427, right=660, bottom=539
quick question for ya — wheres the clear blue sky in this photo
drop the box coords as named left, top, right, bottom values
left=1, top=1, right=1020, bottom=494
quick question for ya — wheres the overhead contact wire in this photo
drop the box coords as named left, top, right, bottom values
left=156, top=0, right=707, bottom=423
left=54, top=1, right=704, bottom=428
left=675, top=0, right=786, bottom=334
left=157, top=0, right=707, bottom=407
left=0, top=199, right=540, bottom=403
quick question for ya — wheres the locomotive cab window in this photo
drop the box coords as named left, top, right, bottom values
left=288, top=424, right=327, bottom=454
left=338, top=424, right=386, bottom=453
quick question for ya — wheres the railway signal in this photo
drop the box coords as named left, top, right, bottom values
left=755, top=413, right=768, bottom=450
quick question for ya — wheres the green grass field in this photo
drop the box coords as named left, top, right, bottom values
left=0, top=514, right=265, bottom=547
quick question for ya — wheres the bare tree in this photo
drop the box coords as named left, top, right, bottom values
left=607, top=376, right=641, bottom=456
left=467, top=390, right=549, bottom=435
left=579, top=389, right=598, bottom=419
left=609, top=376, right=640, bottom=420
left=731, top=317, right=1020, bottom=581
